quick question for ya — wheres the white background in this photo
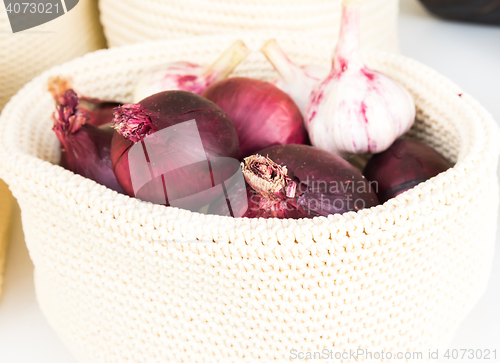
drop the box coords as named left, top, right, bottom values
left=0, top=0, right=499, bottom=361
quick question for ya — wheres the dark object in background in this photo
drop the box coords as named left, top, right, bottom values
left=363, top=139, right=453, bottom=203
left=419, top=0, right=500, bottom=25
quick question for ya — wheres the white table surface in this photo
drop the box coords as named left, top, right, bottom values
left=1, top=1, right=499, bottom=362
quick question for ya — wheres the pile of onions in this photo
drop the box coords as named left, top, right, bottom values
left=49, top=19, right=455, bottom=220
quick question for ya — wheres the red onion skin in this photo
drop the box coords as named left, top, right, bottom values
left=208, top=184, right=309, bottom=219
left=208, top=144, right=379, bottom=219
left=57, top=125, right=123, bottom=192
left=363, top=139, right=453, bottom=203
left=262, top=145, right=379, bottom=216
left=111, top=91, right=239, bottom=207
left=52, top=90, right=124, bottom=193
left=202, top=77, right=308, bottom=159
left=78, top=98, right=122, bottom=127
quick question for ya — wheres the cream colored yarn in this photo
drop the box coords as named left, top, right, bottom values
left=0, top=34, right=498, bottom=363
left=0, top=180, right=13, bottom=299
left=0, top=0, right=106, bottom=110
left=99, top=0, right=399, bottom=52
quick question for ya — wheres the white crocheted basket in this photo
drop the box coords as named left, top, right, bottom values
left=0, top=0, right=104, bottom=299
left=0, top=34, right=498, bottom=363
left=99, top=0, right=399, bottom=52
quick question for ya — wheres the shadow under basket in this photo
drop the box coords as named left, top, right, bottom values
left=0, top=34, right=498, bottom=363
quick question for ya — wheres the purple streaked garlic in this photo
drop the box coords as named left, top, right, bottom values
left=305, top=1, right=416, bottom=155
left=261, top=39, right=329, bottom=116
left=133, top=40, right=249, bottom=102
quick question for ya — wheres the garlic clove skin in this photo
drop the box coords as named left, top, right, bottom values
left=307, top=66, right=416, bottom=154
left=305, top=1, right=416, bottom=155
left=133, top=40, right=249, bottom=103
left=261, top=39, right=329, bottom=116
left=133, top=61, right=203, bottom=103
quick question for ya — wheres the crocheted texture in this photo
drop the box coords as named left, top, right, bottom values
left=0, top=0, right=104, bottom=300
left=0, top=180, right=13, bottom=300
left=0, top=34, right=498, bottom=362
left=99, top=0, right=399, bottom=52
left=0, top=0, right=106, bottom=111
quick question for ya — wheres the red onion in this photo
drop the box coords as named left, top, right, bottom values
left=202, top=77, right=308, bottom=159
left=363, top=139, right=453, bottom=203
left=52, top=89, right=123, bottom=193
left=111, top=90, right=240, bottom=210
left=49, top=77, right=122, bottom=127
left=208, top=144, right=379, bottom=219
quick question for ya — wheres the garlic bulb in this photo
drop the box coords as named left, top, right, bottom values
left=133, top=40, right=249, bottom=102
left=305, top=1, right=416, bottom=155
left=261, top=39, right=329, bottom=116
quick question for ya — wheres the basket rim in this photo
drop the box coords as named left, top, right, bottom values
left=0, top=34, right=499, bottom=240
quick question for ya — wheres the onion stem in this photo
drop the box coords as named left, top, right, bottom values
left=202, top=40, right=250, bottom=84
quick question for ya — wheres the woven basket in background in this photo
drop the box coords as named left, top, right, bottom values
left=99, top=0, right=399, bottom=52
left=0, top=0, right=106, bottom=110
left=0, top=34, right=498, bottom=362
